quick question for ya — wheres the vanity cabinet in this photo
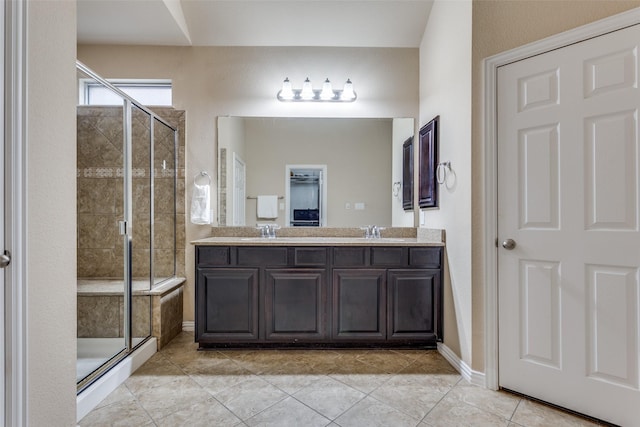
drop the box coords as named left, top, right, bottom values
left=332, top=269, right=387, bottom=339
left=388, top=269, right=441, bottom=340
left=265, top=268, right=327, bottom=341
left=196, top=268, right=259, bottom=341
left=195, top=244, right=442, bottom=348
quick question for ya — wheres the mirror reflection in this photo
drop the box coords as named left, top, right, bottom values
left=217, top=117, right=414, bottom=228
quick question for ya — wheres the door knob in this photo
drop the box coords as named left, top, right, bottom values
left=502, top=239, right=516, bottom=250
left=0, top=251, right=11, bottom=268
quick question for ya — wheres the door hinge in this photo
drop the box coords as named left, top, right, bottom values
left=0, top=250, right=11, bottom=268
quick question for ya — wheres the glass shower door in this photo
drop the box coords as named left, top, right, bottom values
left=130, top=105, right=152, bottom=346
left=76, top=66, right=127, bottom=388
left=76, top=61, right=178, bottom=392
left=153, top=117, right=176, bottom=285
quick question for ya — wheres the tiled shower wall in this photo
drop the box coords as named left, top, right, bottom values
left=77, top=106, right=186, bottom=281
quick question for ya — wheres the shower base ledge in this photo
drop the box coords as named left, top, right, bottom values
left=77, top=337, right=156, bottom=423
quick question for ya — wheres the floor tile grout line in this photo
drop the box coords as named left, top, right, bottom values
left=270, top=391, right=341, bottom=425
left=363, top=391, right=436, bottom=425
left=418, top=377, right=523, bottom=426
left=509, top=397, right=524, bottom=423
left=231, top=387, right=291, bottom=423
left=121, top=381, right=161, bottom=426
left=415, top=375, right=462, bottom=425
left=195, top=372, right=284, bottom=423
left=292, top=374, right=368, bottom=422
left=137, top=343, right=453, bottom=425
left=152, top=348, right=254, bottom=425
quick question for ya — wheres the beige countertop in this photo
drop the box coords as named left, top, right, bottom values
left=191, top=236, right=444, bottom=247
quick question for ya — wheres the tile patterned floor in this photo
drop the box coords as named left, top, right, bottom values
left=80, top=333, right=601, bottom=426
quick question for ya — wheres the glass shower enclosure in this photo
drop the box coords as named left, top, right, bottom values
left=76, top=61, right=177, bottom=391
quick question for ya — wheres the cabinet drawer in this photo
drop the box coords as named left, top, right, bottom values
left=409, top=247, right=441, bottom=268
left=197, top=246, right=230, bottom=266
left=333, top=247, right=367, bottom=266
left=294, top=248, right=327, bottom=266
left=371, top=247, right=405, bottom=266
left=237, top=247, right=288, bottom=266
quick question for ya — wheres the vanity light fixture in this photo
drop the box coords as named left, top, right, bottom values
left=277, top=77, right=357, bottom=102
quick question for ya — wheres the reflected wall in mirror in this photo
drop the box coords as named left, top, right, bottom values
left=218, top=117, right=415, bottom=228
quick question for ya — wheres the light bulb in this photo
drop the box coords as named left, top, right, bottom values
left=279, top=77, right=294, bottom=100
left=301, top=77, right=314, bottom=100
left=320, top=78, right=333, bottom=100
left=341, top=79, right=356, bottom=101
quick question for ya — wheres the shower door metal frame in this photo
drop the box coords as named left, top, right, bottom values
left=123, top=100, right=133, bottom=351
left=75, top=61, right=178, bottom=392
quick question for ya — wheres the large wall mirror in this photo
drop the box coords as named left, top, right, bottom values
left=217, top=116, right=415, bottom=228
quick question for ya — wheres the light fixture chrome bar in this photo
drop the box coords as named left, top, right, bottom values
left=277, top=77, right=357, bottom=102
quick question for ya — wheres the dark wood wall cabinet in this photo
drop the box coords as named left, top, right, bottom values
left=402, top=136, right=413, bottom=211
left=195, top=245, right=443, bottom=349
left=418, top=116, right=439, bottom=209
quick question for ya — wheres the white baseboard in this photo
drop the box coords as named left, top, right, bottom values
left=77, top=338, right=157, bottom=422
left=182, top=321, right=195, bottom=332
left=438, top=342, right=486, bottom=387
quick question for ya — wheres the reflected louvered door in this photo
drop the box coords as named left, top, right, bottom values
left=497, top=24, right=640, bottom=426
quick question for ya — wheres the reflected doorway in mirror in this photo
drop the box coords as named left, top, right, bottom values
left=285, top=165, right=327, bottom=227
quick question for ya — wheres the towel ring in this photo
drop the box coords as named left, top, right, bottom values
left=436, top=161, right=451, bottom=185
left=392, top=181, right=401, bottom=197
left=194, top=171, right=211, bottom=185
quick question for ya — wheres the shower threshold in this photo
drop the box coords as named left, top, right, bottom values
left=77, top=337, right=145, bottom=382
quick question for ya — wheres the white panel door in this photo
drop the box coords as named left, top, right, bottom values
left=498, top=24, right=640, bottom=426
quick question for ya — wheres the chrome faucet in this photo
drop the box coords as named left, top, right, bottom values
left=257, top=224, right=279, bottom=238
left=268, top=224, right=280, bottom=238
left=361, top=225, right=385, bottom=239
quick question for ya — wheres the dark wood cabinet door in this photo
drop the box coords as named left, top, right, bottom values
left=264, top=269, right=327, bottom=340
left=332, top=269, right=386, bottom=339
left=418, top=116, right=438, bottom=208
left=196, top=268, right=259, bottom=341
left=387, top=269, right=441, bottom=342
left=402, top=136, right=413, bottom=211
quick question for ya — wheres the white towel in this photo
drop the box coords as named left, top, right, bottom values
left=190, top=183, right=212, bottom=224
left=257, top=195, right=278, bottom=219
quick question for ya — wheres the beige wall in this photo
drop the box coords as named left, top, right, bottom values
left=242, top=117, right=392, bottom=227
left=77, top=45, right=419, bottom=321
left=420, top=0, right=473, bottom=364
left=27, top=0, right=78, bottom=424
left=471, top=0, right=640, bottom=371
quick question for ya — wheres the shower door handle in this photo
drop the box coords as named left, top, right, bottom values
left=0, top=250, right=11, bottom=268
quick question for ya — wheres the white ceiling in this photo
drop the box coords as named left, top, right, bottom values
left=77, top=0, right=434, bottom=48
